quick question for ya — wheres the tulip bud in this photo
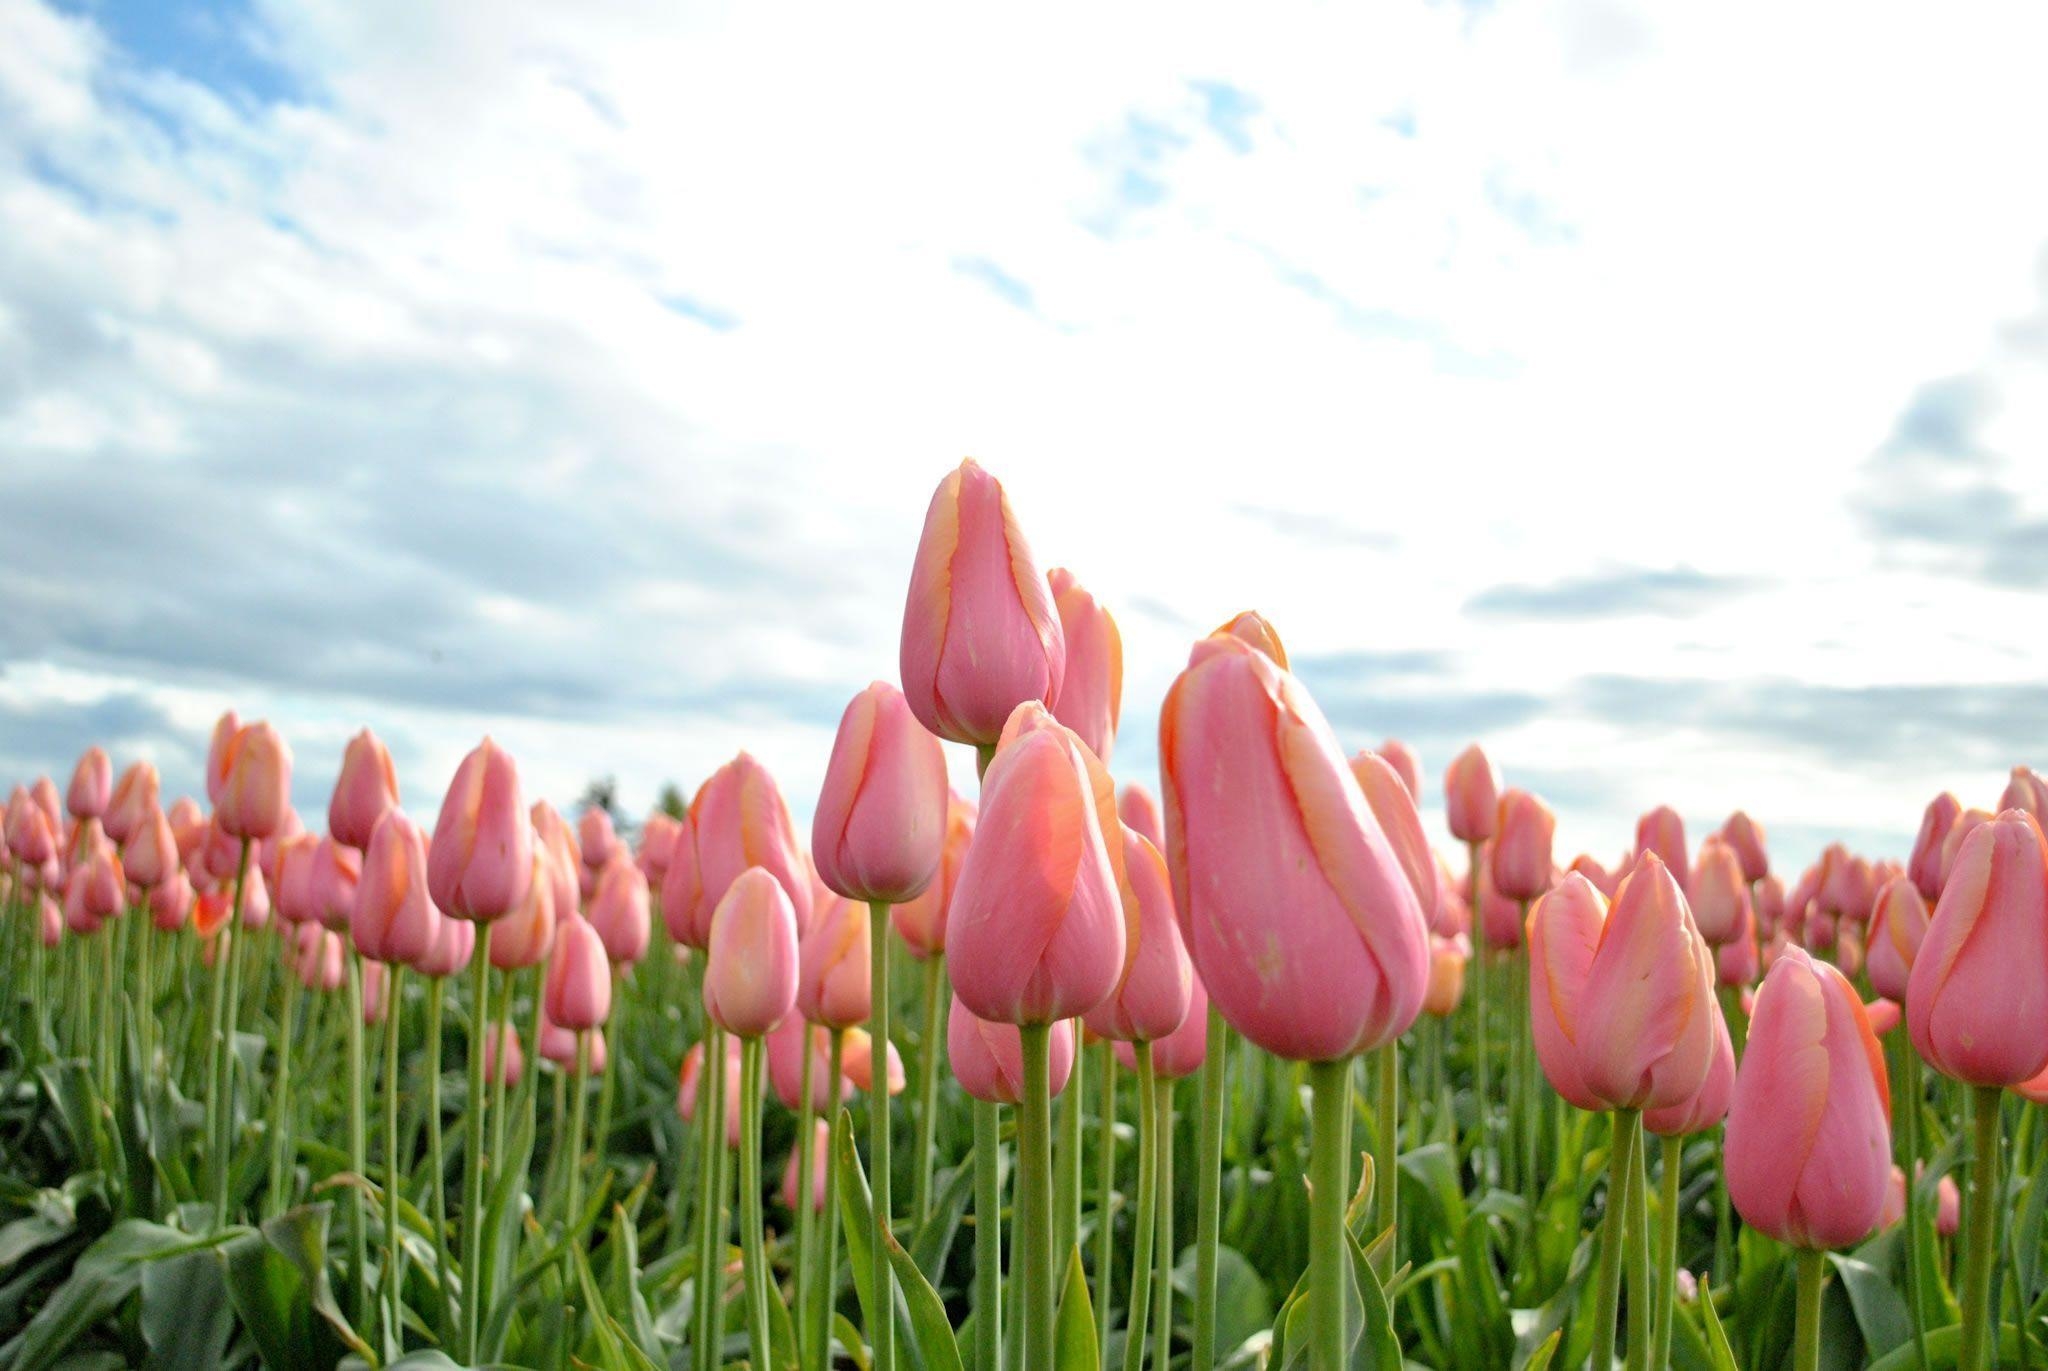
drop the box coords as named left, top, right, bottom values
left=1491, top=789, right=1556, bottom=903
left=1932, top=1167, right=1961, bottom=1238
left=1528, top=874, right=1609, bottom=1111
left=1865, top=876, right=1927, bottom=1004
left=890, top=791, right=976, bottom=960
left=637, top=813, right=681, bottom=883
left=673, top=754, right=812, bottom=949
left=240, top=865, right=272, bottom=929
left=1160, top=635, right=1428, bottom=1062
left=1907, top=810, right=2048, bottom=1086
left=1753, top=872, right=1786, bottom=937
left=541, top=1016, right=607, bottom=1074
left=1475, top=842, right=1525, bottom=951
left=544, top=913, right=612, bottom=1032
left=1444, top=744, right=1499, bottom=844
left=122, top=804, right=180, bottom=890
left=491, top=843, right=560, bottom=970
left=1084, top=828, right=1192, bottom=1044
left=1864, top=997, right=1901, bottom=1036
left=352, top=810, right=438, bottom=966
left=1633, top=806, right=1689, bottom=892
left=1908, top=793, right=1962, bottom=903
left=150, top=870, right=194, bottom=931
left=74, top=847, right=125, bottom=927
left=782, top=1118, right=832, bottom=1214
left=1046, top=568, right=1124, bottom=763
left=66, top=747, right=111, bottom=821
left=813, top=682, right=948, bottom=905
left=329, top=729, right=400, bottom=850
left=429, top=738, right=533, bottom=923
left=1209, top=611, right=1288, bottom=667
left=1646, top=1012, right=1736, bottom=1136
left=1117, top=783, right=1165, bottom=852
left=1716, top=811, right=1768, bottom=882
left=484, top=1022, right=524, bottom=1087
left=5, top=789, right=57, bottom=867
left=1349, top=751, right=1442, bottom=930
left=2002, top=766, right=2048, bottom=821
left=577, top=806, right=619, bottom=873
left=1716, top=901, right=1759, bottom=989
left=586, top=854, right=650, bottom=965
left=842, top=1028, right=905, bottom=1095
left=797, top=888, right=870, bottom=1030
left=215, top=722, right=293, bottom=840
left=899, top=459, right=1066, bottom=746
left=416, top=912, right=476, bottom=979
left=1567, top=853, right=1620, bottom=900
left=677, top=1035, right=743, bottom=1146
left=204, top=711, right=241, bottom=805
left=767, top=1015, right=851, bottom=1113
left=947, top=995, right=1075, bottom=1104
left=1688, top=836, right=1751, bottom=946
left=702, top=867, right=800, bottom=1038
left=104, top=762, right=159, bottom=845
left=1937, top=809, right=1993, bottom=894
left=361, top=959, right=387, bottom=1024
left=1423, top=934, right=1469, bottom=1017
left=1117, top=974, right=1210, bottom=1080
left=1373, top=739, right=1422, bottom=802
left=1726, top=947, right=1891, bottom=1249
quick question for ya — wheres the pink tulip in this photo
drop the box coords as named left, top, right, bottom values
left=328, top=729, right=399, bottom=850
left=204, top=711, right=241, bottom=805
left=1880, top=1166, right=1907, bottom=1231
left=103, top=761, right=159, bottom=845
left=1159, top=633, right=1428, bottom=1062
left=1423, top=934, right=1469, bottom=1017
left=899, top=459, right=1065, bottom=746
left=842, top=1028, right=905, bottom=1095
left=122, top=804, right=180, bottom=890
left=586, top=853, right=651, bottom=965
left=1932, top=1167, right=1962, bottom=1238
left=1908, top=809, right=2048, bottom=1086
left=702, top=867, right=800, bottom=1038
left=1084, top=828, right=1192, bottom=1044
left=1864, top=998, right=1901, bottom=1035
left=1375, top=740, right=1422, bottom=802
left=2002, top=766, right=2048, bottom=821
left=1726, top=946, right=1891, bottom=1249
left=214, top=722, right=293, bottom=841
left=1688, top=835, right=1751, bottom=946
left=240, top=865, right=272, bottom=928
left=1938, top=809, right=1994, bottom=894
left=1121, top=975, right=1209, bottom=1080
left=270, top=831, right=321, bottom=924
left=490, top=842, right=560, bottom=971
left=782, top=1118, right=832, bottom=1213
left=541, top=1016, right=607, bottom=1074
left=949, top=702, right=1125, bottom=1026
left=1646, top=1011, right=1736, bottom=1136
left=545, top=913, right=612, bottom=1032
left=671, top=754, right=812, bottom=948
left=677, top=1034, right=743, bottom=1146
left=1753, top=873, right=1786, bottom=938
left=1443, top=744, right=1499, bottom=844
left=1528, top=874, right=1610, bottom=1111
left=1117, top=783, right=1166, bottom=851
left=416, top=912, right=476, bottom=979
left=200, top=817, right=244, bottom=882
left=947, top=995, right=1075, bottom=1104
left=659, top=810, right=701, bottom=944
left=309, top=836, right=363, bottom=932
left=361, top=959, right=387, bottom=1025
left=1491, top=789, right=1556, bottom=903
left=1475, top=842, right=1525, bottom=951
left=65, top=747, right=110, bottom=821
left=73, top=846, right=125, bottom=927
left=1866, top=876, right=1927, bottom=1004
left=1209, top=610, right=1289, bottom=666
left=1910, top=793, right=1962, bottom=902
left=1716, top=900, right=1759, bottom=989
left=890, top=790, right=976, bottom=959
left=429, top=738, right=533, bottom=923
left=577, top=806, right=619, bottom=872
left=256, top=810, right=305, bottom=889
left=1046, top=567, right=1123, bottom=763
left=35, top=891, right=60, bottom=947
left=638, top=812, right=681, bottom=883
left=1719, top=811, right=1769, bottom=883
left=1824, top=853, right=1876, bottom=925
left=1348, top=751, right=1442, bottom=930
left=797, top=890, right=871, bottom=1030
left=150, top=871, right=193, bottom=932
left=484, top=1022, right=524, bottom=1087
left=5, top=789, right=57, bottom=867
left=1633, top=806, right=1689, bottom=892
left=530, top=801, right=581, bottom=907
left=352, top=810, right=438, bottom=966
left=813, top=682, right=948, bottom=905
left=767, top=1016, right=851, bottom=1113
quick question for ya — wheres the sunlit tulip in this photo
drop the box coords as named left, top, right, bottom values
left=204, top=711, right=241, bottom=805
left=1908, top=809, right=2048, bottom=1086
left=782, top=1118, right=832, bottom=1213
left=1046, top=567, right=1123, bottom=762
left=813, top=682, right=948, bottom=904
left=352, top=810, right=438, bottom=966
left=899, top=459, right=1065, bottom=746
left=2002, top=766, right=2048, bottom=820
left=1634, top=805, right=1689, bottom=891
left=1716, top=901, right=1759, bottom=989
left=767, top=1015, right=851, bottom=1113
left=240, top=865, right=272, bottom=928
left=1375, top=739, right=1422, bottom=801
left=1527, top=874, right=1609, bottom=1111
left=1938, top=808, right=1994, bottom=894
left=255, top=809, right=304, bottom=889
left=703, top=867, right=800, bottom=1038
left=1349, top=751, right=1441, bottom=928
left=5, top=789, right=57, bottom=867
left=1719, top=811, right=1769, bottom=883
left=66, top=747, right=111, bottom=821
left=1159, top=634, right=1428, bottom=1061
left=1689, top=835, right=1751, bottom=945
left=1444, top=744, right=1499, bottom=844
left=1491, top=789, right=1556, bottom=903
left=429, top=738, right=532, bottom=922
left=677, top=1035, right=743, bottom=1146
left=215, top=721, right=293, bottom=840
left=1754, top=872, right=1787, bottom=937
left=1423, top=934, right=1469, bottom=1017
left=1646, top=1012, right=1735, bottom=1136
left=586, top=853, right=651, bottom=964
left=329, top=729, right=399, bottom=850
left=1475, top=843, right=1524, bottom=951
left=1726, top=946, right=1890, bottom=1249
left=103, top=761, right=158, bottom=844
left=842, top=1028, right=905, bottom=1095
left=797, top=891, right=871, bottom=1030
left=673, top=753, right=813, bottom=948
left=890, top=790, right=976, bottom=959
left=73, top=847, right=125, bottom=926
left=123, top=804, right=180, bottom=890
left=1823, top=852, right=1876, bottom=925
left=1210, top=610, right=1288, bottom=666
left=545, top=914, right=612, bottom=1032
left=1866, top=876, right=1927, bottom=1004
left=947, top=995, right=1075, bottom=1104
left=1084, top=828, right=1192, bottom=1044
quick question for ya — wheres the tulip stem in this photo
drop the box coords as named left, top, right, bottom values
left=565, top=1029, right=592, bottom=1238
left=1651, top=1134, right=1681, bottom=1371
left=383, top=963, right=407, bottom=1362
left=266, top=967, right=302, bottom=1217
left=974, top=1098, right=1003, bottom=1371
left=1153, top=1073, right=1175, bottom=1371
left=1374, top=1039, right=1398, bottom=1275
left=491, top=969, right=512, bottom=1170
left=693, top=1027, right=720, bottom=1371
left=1123, top=1044, right=1159, bottom=1371
left=914, top=956, right=946, bottom=1226
left=1625, top=1110, right=1650, bottom=1371
left=1057, top=1021, right=1085, bottom=1264
left=1467, top=842, right=1490, bottom=1188
left=701, top=1025, right=733, bottom=1371
left=1018, top=1022, right=1056, bottom=1371
left=208, top=837, right=251, bottom=1225
left=136, top=911, right=154, bottom=1088
left=796, top=1025, right=818, bottom=1370
left=460, top=922, right=493, bottom=1362
left=737, top=1036, right=772, bottom=1371
left=1900, top=1042, right=1931, bottom=1371
left=868, top=903, right=898, bottom=1371
left=813, top=1031, right=847, bottom=1371
left=1307, top=1057, right=1351, bottom=1371
left=1095, top=1040, right=1117, bottom=1371
left=1959, top=1083, right=2004, bottom=1371
left=1591, top=1110, right=1637, bottom=1371
left=426, top=976, right=455, bottom=1347
left=1191, top=1006, right=1225, bottom=1371
left=344, top=955, right=370, bottom=1324
left=1793, top=1247, right=1825, bottom=1371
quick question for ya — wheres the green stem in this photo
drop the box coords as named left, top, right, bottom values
left=267, top=965, right=302, bottom=1216
left=1094, top=1040, right=1116, bottom=1370
left=1651, top=1134, right=1681, bottom=1371
left=1592, top=1111, right=1637, bottom=1371
left=136, top=908, right=154, bottom=1087
left=740, top=1036, right=771, bottom=1371
left=460, top=922, right=493, bottom=1362
left=796, top=1024, right=818, bottom=1371
left=1468, top=842, right=1490, bottom=1188
left=697, top=1023, right=729, bottom=1371
left=491, top=968, right=512, bottom=1169
left=1901, top=1041, right=1931, bottom=1371
left=1192, top=1007, right=1225, bottom=1371
left=1307, top=1058, right=1351, bottom=1371
left=564, top=1029, right=592, bottom=1234
left=914, top=955, right=946, bottom=1226
left=1793, top=1247, right=1825, bottom=1371
left=1019, top=1023, right=1056, bottom=1371
left=974, top=1099, right=1004, bottom=1371
left=1625, top=1110, right=1649, bottom=1371
left=1057, top=1019, right=1085, bottom=1266
left=1153, top=1074, right=1175, bottom=1371
left=1123, top=1044, right=1159, bottom=1371
left=383, top=963, right=407, bottom=1361
left=347, top=954, right=370, bottom=1324
left=869, top=903, right=897, bottom=1371
left=1374, top=1039, right=1398, bottom=1275
left=815, top=1031, right=847, bottom=1371
left=426, top=977, right=454, bottom=1346
left=1959, top=1083, right=2004, bottom=1371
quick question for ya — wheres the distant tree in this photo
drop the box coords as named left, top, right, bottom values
left=656, top=782, right=688, bottom=820
left=577, top=775, right=620, bottom=821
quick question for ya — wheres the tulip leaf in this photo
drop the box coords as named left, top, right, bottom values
left=0, top=1220, right=236, bottom=1371
left=1519, top=1328, right=1562, bottom=1371
left=1052, top=1245, right=1096, bottom=1371
left=139, top=1242, right=234, bottom=1369
left=1695, top=1275, right=1741, bottom=1371
left=833, top=1109, right=930, bottom=1371
left=1827, top=1251, right=1909, bottom=1358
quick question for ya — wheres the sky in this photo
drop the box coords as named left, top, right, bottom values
left=3, top=0, right=2046, bottom=877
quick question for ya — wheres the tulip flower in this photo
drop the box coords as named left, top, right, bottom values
left=676, top=1035, right=745, bottom=1147
left=5, top=789, right=56, bottom=867
left=585, top=853, right=650, bottom=965
left=637, top=812, right=681, bottom=883
left=496, top=843, right=562, bottom=968
left=1688, top=835, right=1751, bottom=946
left=541, top=1016, right=608, bottom=1074
left=1491, top=788, right=1555, bottom=903
left=797, top=890, right=871, bottom=1030
left=703, top=867, right=799, bottom=1038
left=103, top=761, right=158, bottom=844
left=1719, top=811, right=1769, bottom=883
left=1210, top=610, right=1288, bottom=666
left=577, top=806, right=619, bottom=872
left=1573, top=854, right=1717, bottom=1112
left=66, top=747, right=111, bottom=822
left=1375, top=739, right=1422, bottom=801
left=215, top=721, right=293, bottom=840
left=1046, top=567, right=1123, bottom=763
left=767, top=1014, right=850, bottom=1113
left=1864, top=998, right=1901, bottom=1035
left=1753, top=872, right=1787, bottom=938
left=841, top=1027, right=905, bottom=1095
left=352, top=810, right=438, bottom=967
left=890, top=790, right=976, bottom=959
left=1423, top=934, right=1469, bottom=1017
left=812, top=682, right=948, bottom=905
left=329, top=729, right=399, bottom=850
left=1938, top=808, right=1994, bottom=894
left=1083, top=828, right=1192, bottom=1044
left=782, top=1119, right=832, bottom=1214
left=150, top=871, right=193, bottom=931
left=1473, top=842, right=1524, bottom=950
left=672, top=753, right=813, bottom=948
left=429, top=738, right=532, bottom=924
left=122, top=804, right=180, bottom=890
left=1716, top=901, right=1759, bottom=989
left=483, top=1022, right=523, bottom=1087
left=1444, top=744, right=1499, bottom=844
left=1349, top=751, right=1441, bottom=928
left=1634, top=806, right=1689, bottom=891
left=1866, top=875, right=1927, bottom=1004
left=417, top=913, right=477, bottom=979
left=545, top=913, right=613, bottom=1032
left=948, top=995, right=1076, bottom=1105
left=899, top=459, right=1066, bottom=746
left=2001, top=765, right=2048, bottom=820
left=1527, top=874, right=1610, bottom=1113
left=1932, top=1168, right=1962, bottom=1239
left=1645, top=1011, right=1735, bottom=1138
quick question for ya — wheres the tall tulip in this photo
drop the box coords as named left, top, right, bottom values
left=1375, top=739, right=1422, bottom=801
left=329, top=729, right=399, bottom=850
left=1634, top=805, right=1689, bottom=891
left=215, top=722, right=292, bottom=841
left=66, top=747, right=111, bottom=821
left=674, top=753, right=813, bottom=948
left=1046, top=567, right=1123, bottom=763
left=1689, top=835, right=1751, bottom=946
left=585, top=853, right=650, bottom=965
left=1866, top=875, right=1927, bottom=1004
left=103, top=760, right=158, bottom=844
left=352, top=810, right=438, bottom=967
left=1719, top=810, right=1769, bottom=883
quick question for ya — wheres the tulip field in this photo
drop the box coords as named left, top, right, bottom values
left=5, top=459, right=2048, bottom=1371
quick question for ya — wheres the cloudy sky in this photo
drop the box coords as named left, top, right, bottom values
left=4, top=0, right=2046, bottom=875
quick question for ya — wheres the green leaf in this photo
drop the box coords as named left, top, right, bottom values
left=908, top=1151, right=978, bottom=1287
left=1344, top=1213, right=1403, bottom=1371
left=832, top=1109, right=928, bottom=1371
left=223, top=1203, right=372, bottom=1371
left=1172, top=1245, right=1272, bottom=1357
left=1519, top=1328, right=1562, bottom=1371
left=1052, top=1246, right=1097, bottom=1371
left=0, top=1220, right=235, bottom=1371
left=884, top=1226, right=965, bottom=1371
left=1827, top=1252, right=1909, bottom=1358
left=1696, top=1275, right=1741, bottom=1371
left=140, top=1246, right=234, bottom=1370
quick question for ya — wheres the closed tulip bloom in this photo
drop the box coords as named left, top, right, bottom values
left=703, top=867, right=800, bottom=1037
left=1492, top=789, right=1556, bottom=903
left=899, top=459, right=1066, bottom=746
left=1824, top=853, right=1876, bottom=925
left=1476, top=844, right=1525, bottom=951
left=328, top=729, right=399, bottom=850
left=541, top=1017, right=607, bottom=1074
left=1646, top=1012, right=1736, bottom=1136
left=659, top=810, right=701, bottom=944
left=194, top=887, right=233, bottom=940
left=947, top=995, right=1076, bottom=1105
left=122, top=804, right=180, bottom=890
left=416, top=912, right=476, bottom=979
left=578, top=806, right=619, bottom=872
left=1084, top=828, right=1192, bottom=1044
left=103, top=761, right=159, bottom=844
left=1046, top=567, right=1124, bottom=762
left=842, top=1028, right=905, bottom=1095
left=200, top=817, right=245, bottom=881
left=1909, top=793, right=1962, bottom=901
left=1634, top=806, right=1689, bottom=891
left=1932, top=1168, right=1962, bottom=1238
left=1717, top=902, right=1759, bottom=989
left=1864, top=998, right=1901, bottom=1036
left=767, top=1015, right=851, bottom=1112
left=352, top=810, right=439, bottom=966
left=1938, top=809, right=1994, bottom=894
left=66, top=747, right=111, bottom=821
left=271, top=832, right=320, bottom=924
left=1866, top=876, right=1928, bottom=1003
left=586, top=854, right=651, bottom=965
left=204, top=711, right=241, bottom=805
left=890, top=790, right=975, bottom=959
left=1719, top=811, right=1769, bottom=883
left=545, top=913, right=612, bottom=1032
left=291, top=922, right=329, bottom=989
left=6, top=789, right=57, bottom=867
left=1444, top=744, right=1500, bottom=844
left=64, top=870, right=100, bottom=935
left=1572, top=854, right=1718, bottom=1112
left=1118, top=974, right=1210, bottom=1079
left=1373, top=739, right=1422, bottom=802
left=782, top=1118, right=832, bottom=1214
left=429, top=738, right=532, bottom=922
left=1118, top=783, right=1166, bottom=851
left=950, top=702, right=1125, bottom=1025
left=484, top=1023, right=524, bottom=1087
left=797, top=890, right=871, bottom=1030
left=1160, top=635, right=1428, bottom=1061
left=677, top=754, right=813, bottom=948
left=1754, top=872, right=1787, bottom=937
left=677, top=1036, right=744, bottom=1146
left=1726, top=946, right=1891, bottom=1249
left=309, top=836, right=363, bottom=931
left=1209, top=610, right=1288, bottom=667
left=150, top=871, right=193, bottom=932
left=1568, top=853, right=1620, bottom=900
left=491, top=844, right=560, bottom=970
left=1528, top=874, right=1610, bottom=1111
left=638, top=813, right=680, bottom=883
left=241, top=865, right=272, bottom=928
left=1432, top=855, right=1471, bottom=937
left=1689, top=836, right=1751, bottom=945
left=75, top=847, right=126, bottom=924
left=1349, top=751, right=1442, bottom=927
left=2002, top=766, right=2048, bottom=820
left=257, top=810, right=305, bottom=889
left=813, top=682, right=948, bottom=904
left=1908, top=810, right=2048, bottom=1086
left=215, top=721, right=292, bottom=840
left=1423, top=934, right=1469, bottom=1017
